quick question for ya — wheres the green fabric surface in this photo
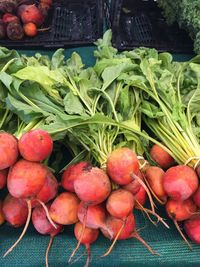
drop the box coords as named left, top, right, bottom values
left=0, top=46, right=199, bottom=267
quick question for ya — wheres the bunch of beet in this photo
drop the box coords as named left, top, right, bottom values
left=0, top=129, right=62, bottom=265
left=147, top=143, right=200, bottom=249
left=0, top=0, right=52, bottom=40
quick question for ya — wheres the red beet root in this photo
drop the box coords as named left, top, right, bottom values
left=6, top=22, right=24, bottom=40
left=32, top=204, right=63, bottom=267
left=18, top=4, right=44, bottom=26
left=61, top=162, right=91, bottom=192
left=145, top=166, right=167, bottom=203
left=150, top=144, right=175, bottom=169
left=0, top=169, right=8, bottom=189
left=184, top=215, right=200, bottom=245
left=18, top=129, right=53, bottom=162
left=163, top=165, right=199, bottom=201
left=71, top=222, right=99, bottom=267
left=0, top=20, right=6, bottom=39
left=101, top=213, right=155, bottom=256
left=78, top=202, right=107, bottom=229
left=74, top=167, right=111, bottom=206
left=7, top=159, right=47, bottom=199
left=0, top=132, right=18, bottom=170
left=32, top=170, right=58, bottom=207
left=166, top=199, right=197, bottom=221
left=122, top=171, right=143, bottom=195
left=3, top=13, right=19, bottom=24
left=2, top=194, right=28, bottom=227
left=192, top=185, right=200, bottom=208
left=106, top=147, right=139, bottom=185
left=50, top=192, right=80, bottom=225
left=0, top=200, right=5, bottom=225
left=135, top=186, right=147, bottom=207
left=106, top=189, right=135, bottom=219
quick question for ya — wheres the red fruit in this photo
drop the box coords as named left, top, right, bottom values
left=106, top=189, right=135, bottom=219
left=49, top=192, right=80, bottom=225
left=7, top=159, right=47, bottom=199
left=39, top=0, right=52, bottom=6
left=0, top=132, right=19, bottom=170
left=0, top=169, right=8, bottom=189
left=122, top=171, right=143, bottom=195
left=0, top=201, right=5, bottom=225
left=32, top=170, right=58, bottom=207
left=18, top=129, right=53, bottom=162
left=145, top=166, right=167, bottom=202
left=2, top=195, right=28, bottom=227
left=166, top=199, right=197, bottom=221
left=193, top=185, right=200, bottom=208
left=150, top=144, right=175, bottom=169
left=135, top=186, right=147, bottom=207
left=2, top=13, right=19, bottom=24
left=106, top=147, right=139, bottom=185
left=184, top=215, right=200, bottom=244
left=32, top=204, right=62, bottom=236
left=23, top=22, right=37, bottom=37
left=61, top=162, right=91, bottom=192
left=74, top=222, right=99, bottom=245
left=74, top=167, right=111, bottom=206
left=18, top=4, right=44, bottom=26
left=101, top=213, right=135, bottom=240
left=78, top=202, right=107, bottom=229
left=163, top=165, right=199, bottom=201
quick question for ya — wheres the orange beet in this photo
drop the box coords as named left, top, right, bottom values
left=7, top=159, right=47, bottom=198
left=74, top=167, right=111, bottom=206
left=163, top=165, right=199, bottom=201
left=166, top=199, right=197, bottom=221
left=18, top=129, right=53, bottom=162
left=2, top=195, right=28, bottom=227
left=50, top=192, right=80, bottom=225
left=0, top=132, right=19, bottom=170
left=106, top=189, right=135, bottom=219
left=150, top=144, right=175, bottom=169
left=184, top=216, right=200, bottom=245
left=23, top=22, right=37, bottom=37
left=145, top=166, right=167, bottom=201
left=61, top=162, right=91, bottom=192
left=106, top=147, right=139, bottom=185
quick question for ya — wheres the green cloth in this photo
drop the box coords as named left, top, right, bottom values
left=0, top=47, right=198, bottom=267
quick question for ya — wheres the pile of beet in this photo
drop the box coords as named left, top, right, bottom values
left=1, top=129, right=200, bottom=266
left=0, top=0, right=52, bottom=39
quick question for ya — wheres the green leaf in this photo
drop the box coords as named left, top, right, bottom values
left=64, top=91, right=85, bottom=115
left=51, top=49, right=65, bottom=69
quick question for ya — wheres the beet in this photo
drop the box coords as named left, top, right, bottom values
left=150, top=144, right=175, bottom=169
left=49, top=192, right=80, bottom=225
left=2, top=194, right=28, bottom=227
left=74, top=167, right=111, bottom=206
left=0, top=132, right=19, bottom=170
left=0, top=200, right=5, bottom=225
left=7, top=159, right=47, bottom=199
left=3, top=13, right=19, bottom=24
left=184, top=215, right=200, bottom=245
left=0, top=169, right=8, bottom=189
left=61, top=162, right=91, bottom=192
left=7, top=21, right=24, bottom=40
left=18, top=129, right=53, bottom=162
left=18, top=4, right=44, bottom=26
left=106, top=147, right=140, bottom=185
left=106, top=189, right=135, bottom=219
left=163, top=165, right=199, bottom=201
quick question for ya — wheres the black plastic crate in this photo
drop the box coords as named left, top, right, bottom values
left=110, top=0, right=193, bottom=53
left=0, top=0, right=103, bottom=49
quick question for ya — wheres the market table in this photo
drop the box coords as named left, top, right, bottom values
left=0, top=46, right=199, bottom=267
